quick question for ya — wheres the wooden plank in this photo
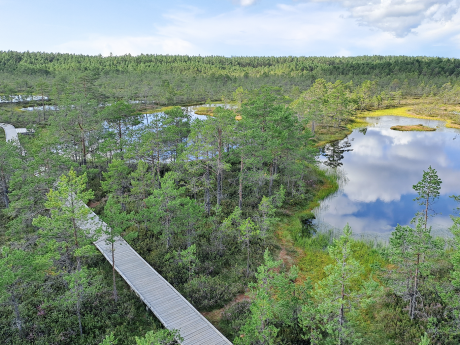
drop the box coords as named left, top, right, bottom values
left=184, top=328, right=220, bottom=343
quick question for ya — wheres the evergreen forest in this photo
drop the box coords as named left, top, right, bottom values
left=1, top=51, right=460, bottom=345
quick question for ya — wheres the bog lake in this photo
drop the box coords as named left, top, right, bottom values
left=315, top=115, right=460, bottom=240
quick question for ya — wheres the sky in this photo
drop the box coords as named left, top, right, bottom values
left=1, top=0, right=460, bottom=57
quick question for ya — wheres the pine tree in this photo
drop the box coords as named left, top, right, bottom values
left=301, top=224, right=380, bottom=345
left=0, top=243, right=57, bottom=338
left=134, top=329, right=182, bottom=345
left=235, top=250, right=280, bottom=345
left=388, top=166, right=443, bottom=320
left=33, top=168, right=97, bottom=337
left=143, top=172, right=202, bottom=249
left=102, top=195, right=132, bottom=302
left=102, top=159, right=131, bottom=211
left=413, top=166, right=442, bottom=231
left=99, top=100, right=138, bottom=155
left=239, top=217, right=260, bottom=278
left=0, top=140, right=22, bottom=209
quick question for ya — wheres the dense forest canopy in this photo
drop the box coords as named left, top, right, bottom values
left=1, top=52, right=460, bottom=106
left=1, top=52, right=460, bottom=77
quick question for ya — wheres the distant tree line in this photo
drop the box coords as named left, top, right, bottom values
left=1, top=52, right=460, bottom=106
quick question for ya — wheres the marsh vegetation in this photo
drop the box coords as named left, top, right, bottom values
left=1, top=52, right=460, bottom=345
left=390, top=124, right=436, bottom=131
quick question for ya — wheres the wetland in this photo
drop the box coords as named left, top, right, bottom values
left=315, top=115, right=460, bottom=239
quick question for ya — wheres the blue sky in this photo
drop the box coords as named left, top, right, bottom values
left=2, top=0, right=460, bottom=57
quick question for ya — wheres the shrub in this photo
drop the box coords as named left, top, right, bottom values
left=182, top=275, right=239, bottom=311
left=220, top=301, right=251, bottom=338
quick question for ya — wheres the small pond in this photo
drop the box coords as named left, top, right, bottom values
left=314, top=116, right=460, bottom=240
left=141, top=104, right=235, bottom=125
left=1, top=95, right=48, bottom=103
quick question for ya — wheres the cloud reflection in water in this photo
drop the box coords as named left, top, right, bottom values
left=315, top=116, right=460, bottom=239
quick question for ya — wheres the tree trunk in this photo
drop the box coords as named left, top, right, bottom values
left=311, top=120, right=315, bottom=135
left=112, top=240, right=118, bottom=302
left=339, top=260, right=345, bottom=345
left=0, top=166, right=9, bottom=208
left=217, top=171, right=222, bottom=206
left=42, top=91, right=45, bottom=122
left=150, top=154, right=156, bottom=192
left=268, top=161, right=276, bottom=197
left=217, top=128, right=223, bottom=206
left=165, top=215, right=171, bottom=249
left=246, top=239, right=250, bottom=278
left=76, top=257, right=83, bottom=337
left=70, top=197, right=83, bottom=336
left=424, top=194, right=429, bottom=231
left=118, top=121, right=123, bottom=154
left=410, top=253, right=420, bottom=320
left=11, top=291, right=24, bottom=338
left=205, top=161, right=210, bottom=215
left=81, top=133, right=87, bottom=166
left=239, top=158, right=243, bottom=210
left=157, top=153, right=161, bottom=189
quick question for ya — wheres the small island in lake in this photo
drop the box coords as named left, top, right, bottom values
left=194, top=106, right=215, bottom=115
left=390, top=124, right=436, bottom=131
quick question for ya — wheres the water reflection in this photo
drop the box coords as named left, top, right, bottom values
left=320, top=139, right=353, bottom=168
left=0, top=95, right=48, bottom=103
left=141, top=103, right=234, bottom=125
left=314, top=116, right=460, bottom=239
left=21, top=105, right=57, bottom=111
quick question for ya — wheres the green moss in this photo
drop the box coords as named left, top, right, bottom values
left=298, top=249, right=334, bottom=283
left=311, top=117, right=368, bottom=147
left=390, top=124, right=436, bottom=132
left=360, top=106, right=414, bottom=118
left=194, top=106, right=215, bottom=115
left=360, top=105, right=460, bottom=130
left=142, top=106, right=176, bottom=114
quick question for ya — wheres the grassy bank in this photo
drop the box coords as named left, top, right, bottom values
left=274, top=166, right=339, bottom=278
left=0, top=126, right=5, bottom=141
left=274, top=165, right=387, bottom=288
left=359, top=105, right=460, bottom=129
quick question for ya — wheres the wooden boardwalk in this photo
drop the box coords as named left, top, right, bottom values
left=1, top=123, right=233, bottom=345
left=80, top=205, right=233, bottom=345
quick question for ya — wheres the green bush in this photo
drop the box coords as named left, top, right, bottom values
left=220, top=301, right=251, bottom=339
left=182, top=275, right=240, bottom=311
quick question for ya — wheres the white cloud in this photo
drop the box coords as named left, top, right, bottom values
left=56, top=35, right=199, bottom=56
left=237, top=0, right=257, bottom=6
left=307, top=0, right=460, bottom=37
left=53, top=2, right=460, bottom=57
left=56, top=4, right=351, bottom=56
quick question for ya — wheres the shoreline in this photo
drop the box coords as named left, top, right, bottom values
left=357, top=106, right=460, bottom=129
